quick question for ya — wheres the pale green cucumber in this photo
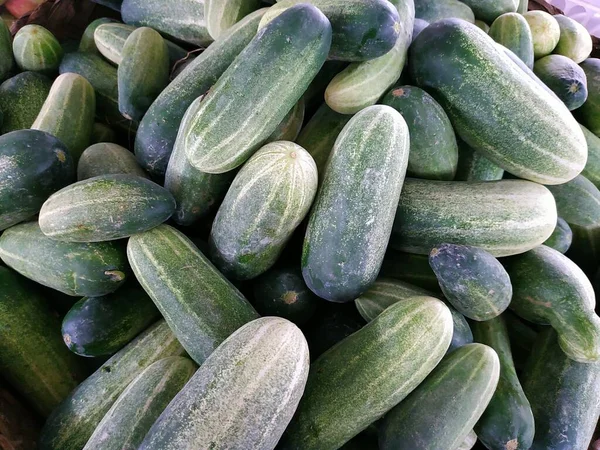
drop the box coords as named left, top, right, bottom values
left=415, top=0, right=475, bottom=23
left=0, top=18, right=13, bottom=80
left=581, top=124, right=600, bottom=189
left=475, top=20, right=490, bottom=33
left=13, top=25, right=62, bottom=73
left=379, top=250, right=440, bottom=291
left=457, top=431, right=478, bottom=450
left=206, top=0, right=263, bottom=39
left=78, top=143, right=148, bottom=180
left=523, top=11, right=560, bottom=58
left=267, top=98, right=305, bottom=142
left=455, top=139, right=504, bottom=181
left=489, top=12, right=534, bottom=68
left=0, top=71, right=52, bottom=133
left=544, top=216, right=573, bottom=253
left=79, top=18, right=116, bottom=54
left=554, top=14, right=593, bottom=63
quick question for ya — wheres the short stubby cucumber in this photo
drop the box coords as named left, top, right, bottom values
left=205, top=0, right=263, bottom=39
left=77, top=143, right=148, bottom=180
left=13, top=25, right=62, bottom=73
left=533, top=54, right=588, bottom=111
left=489, top=13, right=534, bottom=68
left=543, top=217, right=573, bottom=254
left=0, top=71, right=52, bottom=133
left=455, top=140, right=504, bottom=181
left=554, top=14, right=593, bottom=63
left=523, top=11, right=560, bottom=59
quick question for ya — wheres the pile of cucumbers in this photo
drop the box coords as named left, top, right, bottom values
left=1, top=0, right=600, bottom=448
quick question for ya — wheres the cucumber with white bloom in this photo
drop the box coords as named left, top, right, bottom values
left=205, top=0, right=263, bottom=39
left=554, top=14, right=593, bottom=63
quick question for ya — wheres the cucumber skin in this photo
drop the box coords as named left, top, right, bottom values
left=489, top=13, right=534, bottom=69
left=462, top=0, right=518, bottom=23
left=580, top=59, right=600, bottom=146
left=13, top=25, right=63, bottom=73
left=39, top=321, right=185, bottom=450
left=0, top=71, right=52, bottom=133
left=77, top=143, right=148, bottom=180
left=581, top=124, right=600, bottom=189
left=533, top=54, right=588, bottom=111
left=0, top=19, right=13, bottom=80
left=0, top=267, right=87, bottom=417
left=79, top=17, right=116, bottom=54
left=379, top=250, right=440, bottom=292
left=455, top=139, right=504, bottom=181
left=205, top=0, right=263, bottom=39
left=524, top=11, right=560, bottom=59
left=415, top=0, right=475, bottom=24
left=543, top=217, right=573, bottom=254
left=554, top=14, right=593, bottom=64
left=302, top=105, right=409, bottom=303
left=409, top=19, right=587, bottom=185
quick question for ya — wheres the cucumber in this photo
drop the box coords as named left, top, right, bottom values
left=184, top=4, right=331, bottom=174
left=0, top=129, right=75, bottom=232
left=279, top=297, right=453, bottom=450
left=522, top=329, right=600, bottom=450
left=127, top=224, right=259, bottom=364
left=210, top=142, right=318, bottom=280
left=302, top=105, right=409, bottom=302
left=517, top=0, right=527, bottom=14
left=32, top=73, right=96, bottom=163
left=489, top=13, right=534, bottom=68
left=455, top=140, right=504, bottom=181
left=39, top=320, right=185, bottom=450
left=39, top=174, right=175, bottom=242
left=380, top=250, right=440, bottom=291
left=121, top=0, right=212, bottom=47
left=380, top=85, right=458, bottom=180
left=13, top=25, right=63, bottom=73
left=303, top=60, right=347, bottom=116
left=409, top=19, right=587, bottom=185
left=267, top=98, right=305, bottom=142
left=0, top=18, right=13, bottom=80
left=581, top=124, right=600, bottom=189
left=472, top=317, right=535, bottom=450
left=61, top=283, right=160, bottom=357
left=135, top=8, right=266, bottom=179
left=523, top=11, right=560, bottom=58
left=139, top=317, right=309, bottom=450
left=543, top=216, right=573, bottom=253
left=505, top=244, right=600, bottom=363
left=475, top=20, right=490, bottom=33
left=415, top=0, right=475, bottom=24
left=533, top=54, right=588, bottom=110
left=579, top=58, right=600, bottom=137
left=79, top=17, right=116, bottom=54
left=504, top=311, right=538, bottom=372
left=82, top=356, right=196, bottom=450
left=0, top=221, right=128, bottom=297
left=429, top=243, right=512, bottom=321
left=323, top=0, right=414, bottom=114
left=0, top=267, right=87, bottom=417
left=554, top=14, right=593, bottom=63
left=77, top=143, right=149, bottom=180
left=90, top=122, right=116, bottom=144
left=379, top=344, right=500, bottom=450
left=259, top=0, right=400, bottom=62
left=413, top=17, right=429, bottom=40
left=461, top=0, right=518, bottom=23
left=205, top=0, right=262, bottom=39
left=0, top=71, right=51, bottom=133
left=391, top=178, right=557, bottom=257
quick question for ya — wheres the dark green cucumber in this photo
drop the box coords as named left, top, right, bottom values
left=13, top=25, right=63, bottom=73
left=409, top=19, right=587, bottom=185
left=461, top=0, right=518, bottom=23
left=522, top=329, right=600, bottom=450
left=415, top=0, right=475, bottom=23
left=0, top=222, right=128, bottom=297
left=135, top=8, right=266, bottom=179
left=579, top=58, right=600, bottom=137
left=61, top=283, right=160, bottom=357
left=0, top=71, right=51, bottom=133
left=82, top=356, right=196, bottom=450
left=523, top=11, right=560, bottom=58
left=302, top=105, right=409, bottom=302
left=210, top=142, right=318, bottom=280
left=412, top=18, right=429, bottom=40
left=127, top=224, right=259, bottom=364
left=0, top=267, right=87, bottom=417
left=554, top=14, right=593, bottom=63
left=205, top=0, right=263, bottom=39
left=489, top=12, right=534, bottom=68
left=39, top=320, right=185, bottom=450
left=79, top=17, right=116, bottom=54
left=380, top=250, right=440, bottom=292
left=0, top=19, right=12, bottom=81
left=504, top=245, right=600, bottom=363
left=455, top=139, right=504, bottom=181
left=90, top=122, right=117, bottom=144
left=380, top=85, right=458, bottom=180
left=581, top=124, right=600, bottom=189
left=0, top=129, right=75, bottom=231
left=267, top=98, right=305, bottom=142
left=543, top=217, right=573, bottom=253
left=533, top=54, right=588, bottom=110
left=504, top=311, right=538, bottom=372
left=77, top=143, right=148, bottom=180
left=39, top=174, right=175, bottom=242
left=429, top=243, right=512, bottom=321
left=472, top=316, right=535, bottom=450
left=279, top=297, right=453, bottom=450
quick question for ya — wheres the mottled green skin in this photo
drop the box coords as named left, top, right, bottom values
left=554, top=14, right=593, bottom=64
left=39, top=321, right=185, bottom=450
left=462, top=0, right=517, bottom=23
left=582, top=124, right=600, bottom=189
left=185, top=5, right=331, bottom=174
left=260, top=0, right=400, bottom=61
left=489, top=13, right=534, bottom=68
left=39, top=174, right=175, bottom=242
left=13, top=25, right=63, bottom=73
left=523, top=11, right=560, bottom=58
left=140, top=318, right=309, bottom=450
left=391, top=178, right=557, bottom=256
left=303, top=60, right=347, bottom=115
left=61, top=284, right=160, bottom=357
left=0, top=222, right=128, bottom=297
left=543, top=216, right=573, bottom=253
left=136, top=9, right=266, bottom=179
left=429, top=243, right=512, bottom=321
left=267, top=98, right=305, bottom=142
left=534, top=54, right=588, bottom=110
left=211, top=142, right=318, bottom=280
left=32, top=73, right=96, bottom=163
left=128, top=224, right=258, bottom=364
left=504, top=311, right=537, bottom=372
left=91, top=122, right=116, bottom=144
left=522, top=329, right=600, bottom=450
left=379, top=250, right=440, bottom=291
left=79, top=17, right=116, bottom=54
left=0, top=19, right=13, bottom=80
left=206, top=0, right=263, bottom=39
left=296, top=102, right=352, bottom=179
left=0, top=129, right=75, bottom=231
left=547, top=174, right=600, bottom=276
left=121, top=0, right=212, bottom=46
left=302, top=106, right=409, bottom=302
left=0, top=72, right=51, bottom=133
left=472, top=317, right=534, bottom=450
left=380, top=344, right=499, bottom=450
left=381, top=85, right=458, bottom=180
left=474, top=20, right=489, bottom=33
left=504, top=245, right=600, bottom=363
left=280, top=297, right=453, bottom=450
left=410, top=19, right=587, bottom=185
left=0, top=267, right=87, bottom=417
left=579, top=59, right=600, bottom=136
left=455, top=139, right=504, bottom=181
left=78, top=143, right=148, bottom=180
left=82, top=357, right=196, bottom=450
left=252, top=267, right=318, bottom=325
left=415, top=0, right=475, bottom=23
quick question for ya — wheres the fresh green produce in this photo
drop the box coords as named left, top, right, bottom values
left=579, top=58, right=600, bottom=136
left=413, top=17, right=429, bottom=40
left=268, top=98, right=305, bottom=142
left=517, top=0, right=527, bottom=14
left=543, top=217, right=573, bottom=253
left=474, top=20, right=490, bottom=33
left=581, top=124, right=600, bottom=189
left=205, top=0, right=262, bottom=39
left=523, top=11, right=560, bottom=59
left=457, top=431, right=478, bottom=450
left=279, top=297, right=453, bottom=449
left=533, top=54, right=588, bottom=110
left=139, top=317, right=309, bottom=450
left=415, top=0, right=475, bottom=24
left=455, top=140, right=504, bottom=181
left=0, top=71, right=51, bottom=133
left=489, top=13, right=534, bottom=68
left=462, top=0, right=518, bottom=23
left=380, top=250, right=440, bottom=291
left=79, top=17, right=115, bottom=54
left=82, top=356, right=196, bottom=450
left=302, top=105, right=409, bottom=302
left=78, top=143, right=148, bottom=180
left=303, top=60, right=347, bottom=115
left=13, top=25, right=63, bottom=73
left=0, top=18, right=13, bottom=80
left=379, top=344, right=500, bottom=450
left=410, top=19, right=587, bottom=185
left=554, top=14, right=593, bottom=63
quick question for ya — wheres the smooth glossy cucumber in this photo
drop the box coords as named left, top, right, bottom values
left=79, top=17, right=116, bottom=54
left=579, top=58, right=600, bottom=136
left=534, top=54, right=588, bottom=110
left=489, top=13, right=534, bottom=68
left=543, top=216, right=573, bottom=253
left=0, top=71, right=51, bottom=133
left=13, top=25, right=62, bottom=73
left=78, top=143, right=148, bottom=180
left=554, top=14, right=593, bottom=63
left=581, top=124, right=600, bottom=189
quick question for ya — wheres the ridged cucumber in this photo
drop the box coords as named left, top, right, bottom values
left=13, top=25, right=62, bottom=73
left=0, top=71, right=51, bottom=133
left=205, top=0, right=262, bottom=39
left=533, top=54, right=588, bottom=110
left=461, top=0, right=518, bottom=23
left=489, top=13, right=534, bottom=68
left=413, top=17, right=429, bottom=40
left=581, top=124, right=600, bottom=189
left=0, top=18, right=13, bottom=80
left=523, top=11, right=560, bottom=58
left=78, top=143, right=148, bottom=180
left=455, top=139, right=504, bottom=181
left=517, top=0, right=527, bottom=14
left=554, top=14, right=593, bottom=63
left=543, top=216, right=573, bottom=253
left=579, top=58, right=600, bottom=136
left=415, top=0, right=475, bottom=23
